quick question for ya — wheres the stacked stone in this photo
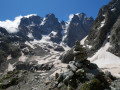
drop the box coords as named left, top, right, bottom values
left=73, top=41, right=87, bottom=62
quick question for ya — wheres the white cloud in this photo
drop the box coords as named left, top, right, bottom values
left=0, top=14, right=37, bottom=34
left=24, top=14, right=37, bottom=18
left=0, top=16, right=23, bottom=33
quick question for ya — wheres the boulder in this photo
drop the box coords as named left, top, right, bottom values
left=59, top=48, right=74, bottom=63
left=63, top=71, right=74, bottom=84
left=67, top=64, right=77, bottom=72
left=75, top=69, right=85, bottom=76
left=88, top=63, right=98, bottom=70
left=86, top=73, right=95, bottom=80
left=14, top=61, right=53, bottom=71
left=69, top=61, right=75, bottom=65
left=54, top=46, right=65, bottom=52
left=75, top=62, right=83, bottom=68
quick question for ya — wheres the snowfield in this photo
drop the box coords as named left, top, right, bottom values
left=88, top=39, right=120, bottom=77
left=80, top=36, right=120, bottom=77
left=21, top=39, right=68, bottom=77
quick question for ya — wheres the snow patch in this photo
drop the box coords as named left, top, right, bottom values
left=86, top=45, right=92, bottom=49
left=80, top=36, right=88, bottom=45
left=27, top=33, right=34, bottom=39
left=39, top=35, right=51, bottom=43
left=75, top=13, right=80, bottom=16
left=50, top=31, right=57, bottom=36
left=7, top=63, right=14, bottom=71
left=30, top=22, right=36, bottom=26
left=7, top=55, right=12, bottom=60
left=111, top=8, right=116, bottom=12
left=97, top=19, right=106, bottom=30
left=88, top=38, right=120, bottom=77
left=40, top=17, right=47, bottom=25
left=19, top=52, right=27, bottom=62
left=25, top=41, right=35, bottom=49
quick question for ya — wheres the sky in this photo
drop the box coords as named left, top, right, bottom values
left=0, top=0, right=111, bottom=21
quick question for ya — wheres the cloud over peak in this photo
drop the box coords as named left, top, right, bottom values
left=0, top=14, right=37, bottom=33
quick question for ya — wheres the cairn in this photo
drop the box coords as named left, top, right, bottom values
left=73, top=40, right=87, bottom=63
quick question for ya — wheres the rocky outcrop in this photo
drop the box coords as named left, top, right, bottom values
left=53, top=42, right=115, bottom=90
left=18, top=14, right=63, bottom=43
left=18, top=15, right=42, bottom=40
left=84, top=0, right=120, bottom=56
left=54, top=60, right=112, bottom=90
left=60, top=41, right=87, bottom=63
left=41, top=14, right=63, bottom=43
left=59, top=48, right=74, bottom=63
left=0, top=13, right=94, bottom=46
left=108, top=16, right=120, bottom=57
left=64, top=13, right=94, bottom=47
left=54, top=46, right=65, bottom=52
left=14, top=61, right=54, bottom=71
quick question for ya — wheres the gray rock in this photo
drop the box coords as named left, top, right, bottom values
left=69, top=61, right=75, bottom=65
left=75, top=69, right=84, bottom=76
left=88, top=63, right=98, bottom=69
left=86, top=73, right=95, bottom=80
left=57, top=74, right=64, bottom=83
left=105, top=71, right=112, bottom=77
left=59, top=48, right=74, bottom=63
left=75, top=62, right=83, bottom=68
left=67, top=64, right=77, bottom=72
left=54, top=46, right=65, bottom=52
left=14, top=61, right=53, bottom=71
left=63, top=71, right=74, bottom=84
left=57, top=82, right=63, bottom=88
left=64, top=13, right=94, bottom=47
left=85, top=0, right=120, bottom=56
left=63, top=70, right=74, bottom=78
left=86, top=68, right=103, bottom=76
left=110, top=79, right=120, bottom=90
left=108, top=16, right=120, bottom=57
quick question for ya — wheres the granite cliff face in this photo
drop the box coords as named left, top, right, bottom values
left=0, top=13, right=93, bottom=70
left=108, top=16, right=120, bottom=57
left=64, top=13, right=94, bottom=47
left=16, top=13, right=93, bottom=46
left=17, top=14, right=63, bottom=43
left=83, top=0, right=120, bottom=56
left=60, top=0, right=120, bottom=78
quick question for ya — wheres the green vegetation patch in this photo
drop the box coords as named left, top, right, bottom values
left=81, top=78, right=101, bottom=90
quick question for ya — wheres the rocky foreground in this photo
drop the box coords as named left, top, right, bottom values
left=0, top=60, right=119, bottom=90
left=0, top=42, right=120, bottom=90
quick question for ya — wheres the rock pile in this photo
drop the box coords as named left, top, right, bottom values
left=14, top=61, right=54, bottom=71
left=55, top=60, right=110, bottom=90
left=54, top=41, right=115, bottom=90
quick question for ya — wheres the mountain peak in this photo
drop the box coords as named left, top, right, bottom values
left=20, top=14, right=42, bottom=26
left=89, top=16, right=94, bottom=20
left=45, top=13, right=56, bottom=19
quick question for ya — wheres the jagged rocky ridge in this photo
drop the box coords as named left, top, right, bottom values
left=15, top=13, right=93, bottom=46
left=83, top=0, right=120, bottom=56
left=0, top=13, right=93, bottom=72
left=64, top=13, right=94, bottom=47
left=60, top=0, right=120, bottom=66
